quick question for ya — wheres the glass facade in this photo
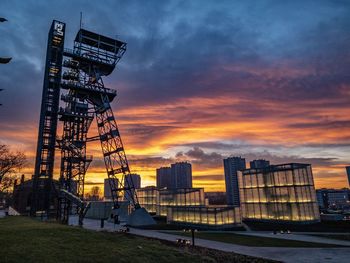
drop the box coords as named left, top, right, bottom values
left=136, top=187, right=158, bottom=213
left=238, top=163, right=320, bottom=223
left=157, top=188, right=206, bottom=216
left=137, top=187, right=207, bottom=216
left=167, top=206, right=241, bottom=227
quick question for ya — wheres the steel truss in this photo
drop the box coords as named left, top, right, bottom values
left=57, top=27, right=139, bottom=224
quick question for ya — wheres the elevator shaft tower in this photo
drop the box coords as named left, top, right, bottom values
left=31, top=21, right=65, bottom=216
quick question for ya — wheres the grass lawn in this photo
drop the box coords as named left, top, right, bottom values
left=168, top=231, right=346, bottom=247
left=0, top=217, right=276, bottom=263
left=310, top=234, right=350, bottom=242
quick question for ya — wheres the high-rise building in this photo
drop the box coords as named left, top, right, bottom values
left=171, top=162, right=192, bottom=188
left=316, top=188, right=350, bottom=210
left=104, top=178, right=118, bottom=200
left=238, top=163, right=320, bottom=223
left=125, top=173, right=141, bottom=189
left=224, top=157, right=246, bottom=206
left=346, top=166, right=350, bottom=188
left=250, top=159, right=270, bottom=169
left=156, top=167, right=172, bottom=189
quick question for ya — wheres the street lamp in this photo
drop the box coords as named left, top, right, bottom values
left=183, top=228, right=198, bottom=246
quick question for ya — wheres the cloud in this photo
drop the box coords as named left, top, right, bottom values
left=1, top=0, right=350, bottom=190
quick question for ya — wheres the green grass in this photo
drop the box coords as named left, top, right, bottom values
left=168, top=231, right=346, bottom=247
left=0, top=217, right=276, bottom=263
left=311, top=234, right=350, bottom=242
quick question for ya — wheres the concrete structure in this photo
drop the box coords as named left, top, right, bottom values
left=171, top=162, right=192, bottom=188
left=346, top=166, right=350, bottom=188
left=127, top=207, right=156, bottom=226
left=238, top=163, right=320, bottom=223
left=104, top=178, right=119, bottom=200
left=156, top=167, right=172, bottom=188
left=250, top=159, right=270, bottom=169
left=224, top=157, right=246, bottom=207
left=316, top=188, right=350, bottom=210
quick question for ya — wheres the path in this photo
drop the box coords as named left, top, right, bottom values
left=68, top=217, right=350, bottom=263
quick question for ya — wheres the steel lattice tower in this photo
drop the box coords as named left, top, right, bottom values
left=57, top=26, right=143, bottom=224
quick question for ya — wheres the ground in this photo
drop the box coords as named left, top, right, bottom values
left=0, top=216, right=275, bottom=263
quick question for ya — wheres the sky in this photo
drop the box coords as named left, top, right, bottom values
left=0, top=0, right=350, bottom=193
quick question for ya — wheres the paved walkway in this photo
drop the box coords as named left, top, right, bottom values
left=230, top=231, right=350, bottom=246
left=0, top=210, right=5, bottom=218
left=69, top=218, right=350, bottom=263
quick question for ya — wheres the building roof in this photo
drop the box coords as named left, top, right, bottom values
left=75, top=29, right=126, bottom=53
left=241, top=163, right=310, bottom=174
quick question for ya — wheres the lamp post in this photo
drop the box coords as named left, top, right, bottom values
left=183, top=228, right=198, bottom=247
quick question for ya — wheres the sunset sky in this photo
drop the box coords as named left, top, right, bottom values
left=1, top=0, right=350, bottom=193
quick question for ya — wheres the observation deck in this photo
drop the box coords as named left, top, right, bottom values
left=64, top=29, right=127, bottom=77
left=60, top=80, right=117, bottom=102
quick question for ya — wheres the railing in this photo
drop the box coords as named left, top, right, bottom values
left=61, top=80, right=117, bottom=95
left=63, top=48, right=115, bottom=66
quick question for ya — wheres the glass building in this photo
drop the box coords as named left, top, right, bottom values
left=238, top=163, right=320, bottom=223
left=137, top=187, right=206, bottom=216
left=157, top=188, right=207, bottom=216
left=136, top=186, right=158, bottom=213
left=167, top=206, right=241, bottom=228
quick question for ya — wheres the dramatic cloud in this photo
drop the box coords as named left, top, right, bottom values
left=1, top=0, right=350, bottom=192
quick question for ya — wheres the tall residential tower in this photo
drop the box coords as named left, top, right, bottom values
left=171, top=162, right=192, bottom=188
left=224, top=157, right=246, bottom=206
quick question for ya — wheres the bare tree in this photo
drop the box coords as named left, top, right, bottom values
left=0, top=144, right=26, bottom=184
left=90, top=186, right=101, bottom=197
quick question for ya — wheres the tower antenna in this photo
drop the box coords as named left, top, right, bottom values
left=80, top=12, right=83, bottom=29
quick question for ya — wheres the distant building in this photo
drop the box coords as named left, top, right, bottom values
left=156, top=162, right=192, bottom=189
left=124, top=173, right=141, bottom=189
left=124, top=174, right=141, bottom=202
left=171, top=162, right=192, bottom=188
left=346, top=166, right=350, bottom=188
left=238, top=163, right=320, bottom=223
left=156, top=167, right=172, bottom=188
left=316, top=190, right=327, bottom=209
left=12, top=178, right=59, bottom=215
left=250, top=159, right=270, bottom=169
left=224, top=157, right=246, bottom=206
left=316, top=188, right=350, bottom=210
left=205, top=192, right=227, bottom=205
left=104, top=178, right=118, bottom=200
